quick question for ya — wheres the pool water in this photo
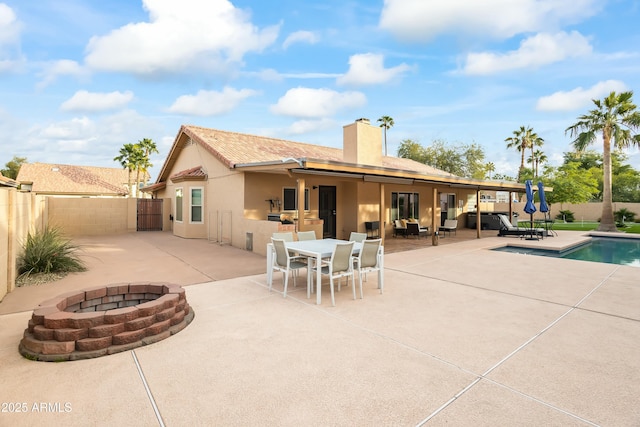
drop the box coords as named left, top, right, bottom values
left=493, top=237, right=640, bottom=268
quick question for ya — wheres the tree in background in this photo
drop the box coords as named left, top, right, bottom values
left=485, top=162, right=495, bottom=179
left=137, top=138, right=159, bottom=188
left=505, top=126, right=544, bottom=182
left=528, top=149, right=547, bottom=178
left=377, top=115, right=394, bottom=156
left=114, top=138, right=158, bottom=198
left=397, top=139, right=426, bottom=163
left=114, top=143, right=139, bottom=197
left=398, top=139, right=487, bottom=179
left=542, top=162, right=599, bottom=210
left=1, top=156, right=27, bottom=179
left=566, top=91, right=640, bottom=231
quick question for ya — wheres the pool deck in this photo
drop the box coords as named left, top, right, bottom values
left=0, top=231, right=638, bottom=426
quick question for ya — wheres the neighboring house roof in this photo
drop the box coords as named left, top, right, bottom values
left=16, top=163, right=132, bottom=196
left=152, top=124, right=530, bottom=193
left=0, top=172, right=18, bottom=188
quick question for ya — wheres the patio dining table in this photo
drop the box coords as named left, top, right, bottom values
left=266, top=238, right=384, bottom=305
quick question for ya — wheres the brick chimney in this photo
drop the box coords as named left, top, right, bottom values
left=343, top=118, right=383, bottom=166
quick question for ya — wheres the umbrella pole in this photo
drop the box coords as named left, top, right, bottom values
left=526, top=212, right=537, bottom=240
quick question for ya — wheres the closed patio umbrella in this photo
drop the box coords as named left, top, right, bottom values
left=523, top=180, right=537, bottom=239
left=537, top=181, right=549, bottom=213
left=524, top=180, right=536, bottom=215
left=537, top=181, right=555, bottom=237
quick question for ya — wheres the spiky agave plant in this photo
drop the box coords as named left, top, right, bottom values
left=18, top=226, right=86, bottom=278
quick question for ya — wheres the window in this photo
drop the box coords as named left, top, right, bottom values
left=283, top=187, right=310, bottom=211
left=391, top=192, right=419, bottom=220
left=175, top=188, right=183, bottom=222
left=191, top=187, right=203, bottom=223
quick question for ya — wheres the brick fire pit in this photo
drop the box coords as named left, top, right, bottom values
left=19, top=282, right=194, bottom=362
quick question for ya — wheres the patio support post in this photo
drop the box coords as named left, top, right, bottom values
left=297, top=178, right=305, bottom=232
left=379, top=183, right=385, bottom=245
left=476, top=188, right=481, bottom=238
left=432, top=187, right=438, bottom=246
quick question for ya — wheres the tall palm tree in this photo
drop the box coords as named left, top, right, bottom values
left=529, top=132, right=544, bottom=170
left=114, top=143, right=137, bottom=197
left=136, top=138, right=159, bottom=187
left=377, top=115, right=394, bottom=156
left=505, top=126, right=543, bottom=182
left=528, top=149, right=547, bottom=178
left=505, top=126, right=529, bottom=182
left=566, top=91, right=640, bottom=231
left=485, top=162, right=495, bottom=179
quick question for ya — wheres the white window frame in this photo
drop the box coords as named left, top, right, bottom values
left=175, top=187, right=183, bottom=223
left=190, top=187, right=204, bottom=224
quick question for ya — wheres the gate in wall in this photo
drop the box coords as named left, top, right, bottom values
left=137, top=199, right=163, bottom=231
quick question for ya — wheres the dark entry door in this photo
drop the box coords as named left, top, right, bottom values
left=318, top=186, right=336, bottom=238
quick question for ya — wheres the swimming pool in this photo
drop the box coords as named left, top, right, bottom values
left=493, top=237, right=640, bottom=267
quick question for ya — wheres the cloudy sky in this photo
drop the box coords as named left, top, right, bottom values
left=1, top=0, right=639, bottom=181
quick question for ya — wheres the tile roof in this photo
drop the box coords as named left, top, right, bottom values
left=16, top=163, right=133, bottom=196
left=170, top=165, right=207, bottom=181
left=180, top=125, right=454, bottom=177
left=0, top=172, right=18, bottom=188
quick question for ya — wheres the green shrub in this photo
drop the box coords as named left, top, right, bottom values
left=556, top=210, right=575, bottom=223
left=18, top=227, right=86, bottom=277
left=614, top=208, right=637, bottom=226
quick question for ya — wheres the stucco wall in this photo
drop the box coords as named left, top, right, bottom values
left=47, top=197, right=136, bottom=235
left=1, top=190, right=34, bottom=299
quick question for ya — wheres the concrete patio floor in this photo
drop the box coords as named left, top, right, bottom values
left=0, top=231, right=638, bottom=426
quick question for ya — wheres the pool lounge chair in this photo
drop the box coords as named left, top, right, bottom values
left=497, top=214, right=545, bottom=238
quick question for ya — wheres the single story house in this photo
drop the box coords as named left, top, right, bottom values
left=144, top=119, right=529, bottom=256
left=16, top=163, right=142, bottom=197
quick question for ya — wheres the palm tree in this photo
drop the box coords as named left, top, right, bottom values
left=114, top=143, right=137, bottom=197
left=485, top=162, right=495, bottom=179
left=529, top=132, right=544, bottom=170
left=136, top=138, right=159, bottom=187
left=377, top=115, right=394, bottom=156
left=505, top=126, right=529, bottom=182
left=505, top=126, right=543, bottom=182
left=566, top=91, right=640, bottom=231
left=528, top=149, right=547, bottom=178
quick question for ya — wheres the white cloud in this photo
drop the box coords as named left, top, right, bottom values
left=0, top=3, right=23, bottom=72
left=61, top=90, right=134, bottom=112
left=168, top=87, right=258, bottom=116
left=22, top=110, right=162, bottom=169
left=337, top=53, right=411, bottom=86
left=282, top=30, right=318, bottom=49
left=536, top=80, right=628, bottom=112
left=84, top=0, right=279, bottom=75
left=37, top=60, right=88, bottom=89
left=270, top=87, right=367, bottom=118
left=379, top=0, right=601, bottom=41
left=0, top=3, right=20, bottom=45
left=286, top=118, right=336, bottom=135
left=462, top=31, right=592, bottom=75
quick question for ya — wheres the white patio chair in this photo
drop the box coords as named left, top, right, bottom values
left=271, top=238, right=308, bottom=298
left=311, top=241, right=355, bottom=306
left=353, top=239, right=382, bottom=299
left=272, top=232, right=294, bottom=242
left=349, top=231, right=367, bottom=242
left=296, top=230, right=316, bottom=241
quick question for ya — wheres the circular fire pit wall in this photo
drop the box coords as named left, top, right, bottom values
left=19, top=282, right=194, bottom=361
